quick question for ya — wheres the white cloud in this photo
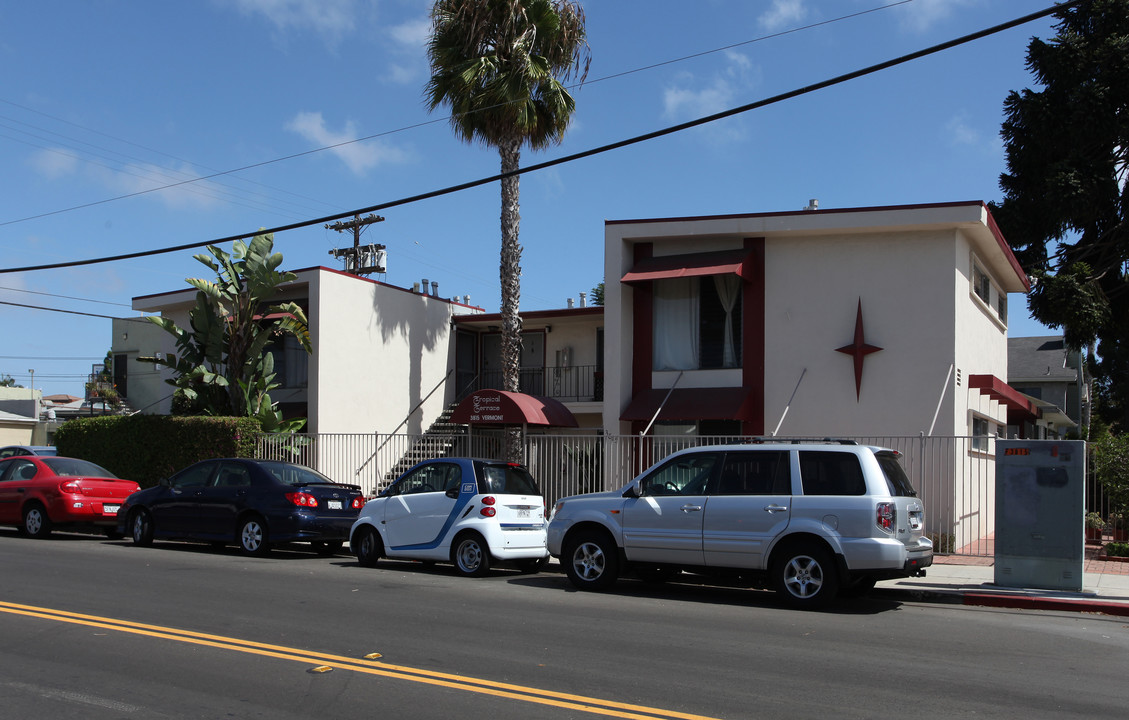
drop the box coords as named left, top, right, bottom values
left=286, top=111, right=408, bottom=175
left=28, top=148, right=80, bottom=179
left=225, top=0, right=365, bottom=42
left=759, top=0, right=808, bottom=32
left=895, top=0, right=977, bottom=34
left=662, top=51, right=757, bottom=124
left=93, top=162, right=224, bottom=210
left=389, top=17, right=431, bottom=48
left=382, top=16, right=431, bottom=84
left=946, top=113, right=980, bottom=146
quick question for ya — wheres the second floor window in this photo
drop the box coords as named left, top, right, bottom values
left=653, top=275, right=742, bottom=371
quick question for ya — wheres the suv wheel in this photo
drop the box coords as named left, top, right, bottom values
left=563, top=530, right=619, bottom=591
left=772, top=543, right=839, bottom=609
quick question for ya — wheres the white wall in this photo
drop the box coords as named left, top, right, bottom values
left=310, top=271, right=456, bottom=435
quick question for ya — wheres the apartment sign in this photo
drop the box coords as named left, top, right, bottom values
left=470, top=393, right=505, bottom=422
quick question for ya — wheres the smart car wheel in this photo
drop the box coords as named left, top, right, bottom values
left=22, top=503, right=52, bottom=538
left=130, top=509, right=154, bottom=547
left=563, top=530, right=619, bottom=591
left=354, top=527, right=384, bottom=568
left=772, top=542, right=839, bottom=609
left=451, top=532, right=491, bottom=577
left=238, top=516, right=270, bottom=557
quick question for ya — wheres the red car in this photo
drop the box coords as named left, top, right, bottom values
left=0, top=455, right=140, bottom=538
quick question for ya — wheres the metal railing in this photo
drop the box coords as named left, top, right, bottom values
left=477, top=365, right=603, bottom=402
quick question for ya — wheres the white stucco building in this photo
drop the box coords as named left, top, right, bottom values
left=604, top=201, right=1036, bottom=440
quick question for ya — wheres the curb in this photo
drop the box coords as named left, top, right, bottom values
left=875, top=586, right=1129, bottom=617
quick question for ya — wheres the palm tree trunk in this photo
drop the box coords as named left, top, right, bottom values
left=499, top=136, right=524, bottom=463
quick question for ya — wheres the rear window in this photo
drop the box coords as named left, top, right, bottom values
left=259, top=461, right=337, bottom=487
left=876, top=451, right=917, bottom=497
left=41, top=458, right=117, bottom=478
left=478, top=463, right=540, bottom=495
left=798, top=451, right=865, bottom=496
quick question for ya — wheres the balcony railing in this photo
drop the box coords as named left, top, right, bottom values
left=474, top=365, right=603, bottom=403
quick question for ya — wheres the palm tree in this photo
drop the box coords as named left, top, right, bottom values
left=425, top=0, right=589, bottom=460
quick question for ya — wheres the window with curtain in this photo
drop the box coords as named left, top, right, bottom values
left=653, top=276, right=741, bottom=370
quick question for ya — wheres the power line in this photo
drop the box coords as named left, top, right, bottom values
left=0, top=1, right=1075, bottom=277
left=0, top=299, right=154, bottom=320
left=0, top=0, right=921, bottom=230
left=0, top=284, right=132, bottom=307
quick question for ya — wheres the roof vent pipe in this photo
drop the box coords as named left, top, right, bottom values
left=431, top=281, right=438, bottom=296
left=567, top=298, right=575, bottom=308
left=421, top=278, right=429, bottom=295
left=804, top=198, right=819, bottom=211
left=579, top=292, right=587, bottom=307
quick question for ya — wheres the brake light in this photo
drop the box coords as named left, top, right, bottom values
left=481, top=496, right=496, bottom=506
left=876, top=502, right=895, bottom=534
left=351, top=497, right=365, bottom=509
left=286, top=492, right=319, bottom=508
left=480, top=506, right=496, bottom=517
left=60, top=481, right=81, bottom=494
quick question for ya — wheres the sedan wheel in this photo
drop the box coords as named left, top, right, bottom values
left=451, top=533, right=491, bottom=577
left=130, top=509, right=154, bottom=547
left=23, top=503, right=52, bottom=538
left=563, top=531, right=619, bottom=591
left=238, top=517, right=270, bottom=557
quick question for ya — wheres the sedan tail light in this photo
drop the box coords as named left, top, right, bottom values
left=286, top=492, right=319, bottom=508
left=351, top=497, right=365, bottom=509
left=59, top=480, right=81, bottom=494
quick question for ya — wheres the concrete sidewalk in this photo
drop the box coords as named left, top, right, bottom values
left=874, top=554, right=1129, bottom=616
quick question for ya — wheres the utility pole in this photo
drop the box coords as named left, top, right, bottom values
left=326, top=214, right=387, bottom=276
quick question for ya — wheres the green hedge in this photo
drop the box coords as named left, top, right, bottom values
left=54, top=415, right=261, bottom=487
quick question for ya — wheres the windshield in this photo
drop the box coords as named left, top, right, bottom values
left=876, top=451, right=917, bottom=497
left=42, top=457, right=117, bottom=478
left=258, top=461, right=337, bottom=487
left=478, top=463, right=540, bottom=495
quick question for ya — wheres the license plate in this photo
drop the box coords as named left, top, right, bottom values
left=104, top=504, right=120, bottom=515
left=516, top=508, right=530, bottom=518
left=327, top=500, right=343, bottom=510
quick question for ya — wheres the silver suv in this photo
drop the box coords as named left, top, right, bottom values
left=546, top=442, right=932, bottom=608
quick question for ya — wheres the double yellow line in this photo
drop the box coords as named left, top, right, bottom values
left=0, top=600, right=721, bottom=720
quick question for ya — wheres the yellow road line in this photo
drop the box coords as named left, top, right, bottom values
left=0, top=600, right=722, bottom=720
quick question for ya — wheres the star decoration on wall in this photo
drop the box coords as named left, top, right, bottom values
left=835, top=298, right=883, bottom=401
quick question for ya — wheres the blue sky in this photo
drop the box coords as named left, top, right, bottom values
left=1, top=0, right=1062, bottom=398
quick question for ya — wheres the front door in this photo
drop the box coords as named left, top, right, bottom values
left=383, top=462, right=462, bottom=551
left=621, top=452, right=720, bottom=565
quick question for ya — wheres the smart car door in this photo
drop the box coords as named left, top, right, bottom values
left=620, top=452, right=719, bottom=565
left=383, top=463, right=461, bottom=551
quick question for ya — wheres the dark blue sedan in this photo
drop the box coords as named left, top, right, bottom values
left=118, top=459, right=364, bottom=556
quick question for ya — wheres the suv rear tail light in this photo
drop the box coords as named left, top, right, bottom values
left=876, top=502, right=895, bottom=534
left=286, top=492, right=319, bottom=508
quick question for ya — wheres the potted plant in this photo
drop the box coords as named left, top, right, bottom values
left=1086, top=512, right=1106, bottom=542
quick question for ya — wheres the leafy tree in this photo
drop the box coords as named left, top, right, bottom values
left=425, top=0, right=589, bottom=459
left=993, top=0, right=1129, bottom=428
left=143, top=232, right=311, bottom=433
left=590, top=281, right=604, bottom=307
left=0, top=374, right=22, bottom=388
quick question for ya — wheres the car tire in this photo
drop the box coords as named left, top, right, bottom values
left=312, top=540, right=343, bottom=556
left=353, top=526, right=383, bottom=568
left=451, top=532, right=491, bottom=577
left=514, top=556, right=548, bottom=574
left=563, top=530, right=619, bottom=591
left=130, top=508, right=154, bottom=547
left=238, top=516, right=271, bottom=557
left=772, top=542, right=840, bottom=609
left=22, top=503, right=52, bottom=538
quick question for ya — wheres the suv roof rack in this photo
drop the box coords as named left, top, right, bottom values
left=742, top=437, right=859, bottom=445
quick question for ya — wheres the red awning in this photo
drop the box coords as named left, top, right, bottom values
left=621, top=387, right=754, bottom=422
left=968, top=374, right=1040, bottom=418
left=450, top=389, right=579, bottom=427
left=620, top=249, right=755, bottom=285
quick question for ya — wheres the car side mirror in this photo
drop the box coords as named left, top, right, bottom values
left=623, top=480, right=640, bottom=498
left=158, top=477, right=170, bottom=488
left=445, top=488, right=459, bottom=499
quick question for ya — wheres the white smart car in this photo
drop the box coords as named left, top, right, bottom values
left=350, top=458, right=549, bottom=576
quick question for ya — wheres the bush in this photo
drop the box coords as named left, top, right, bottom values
left=54, top=415, right=261, bottom=487
left=1093, top=433, right=1129, bottom=517
left=1104, top=542, right=1129, bottom=558
left=929, top=532, right=956, bottom=554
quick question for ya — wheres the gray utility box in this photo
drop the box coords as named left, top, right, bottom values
left=995, top=440, right=1085, bottom=591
